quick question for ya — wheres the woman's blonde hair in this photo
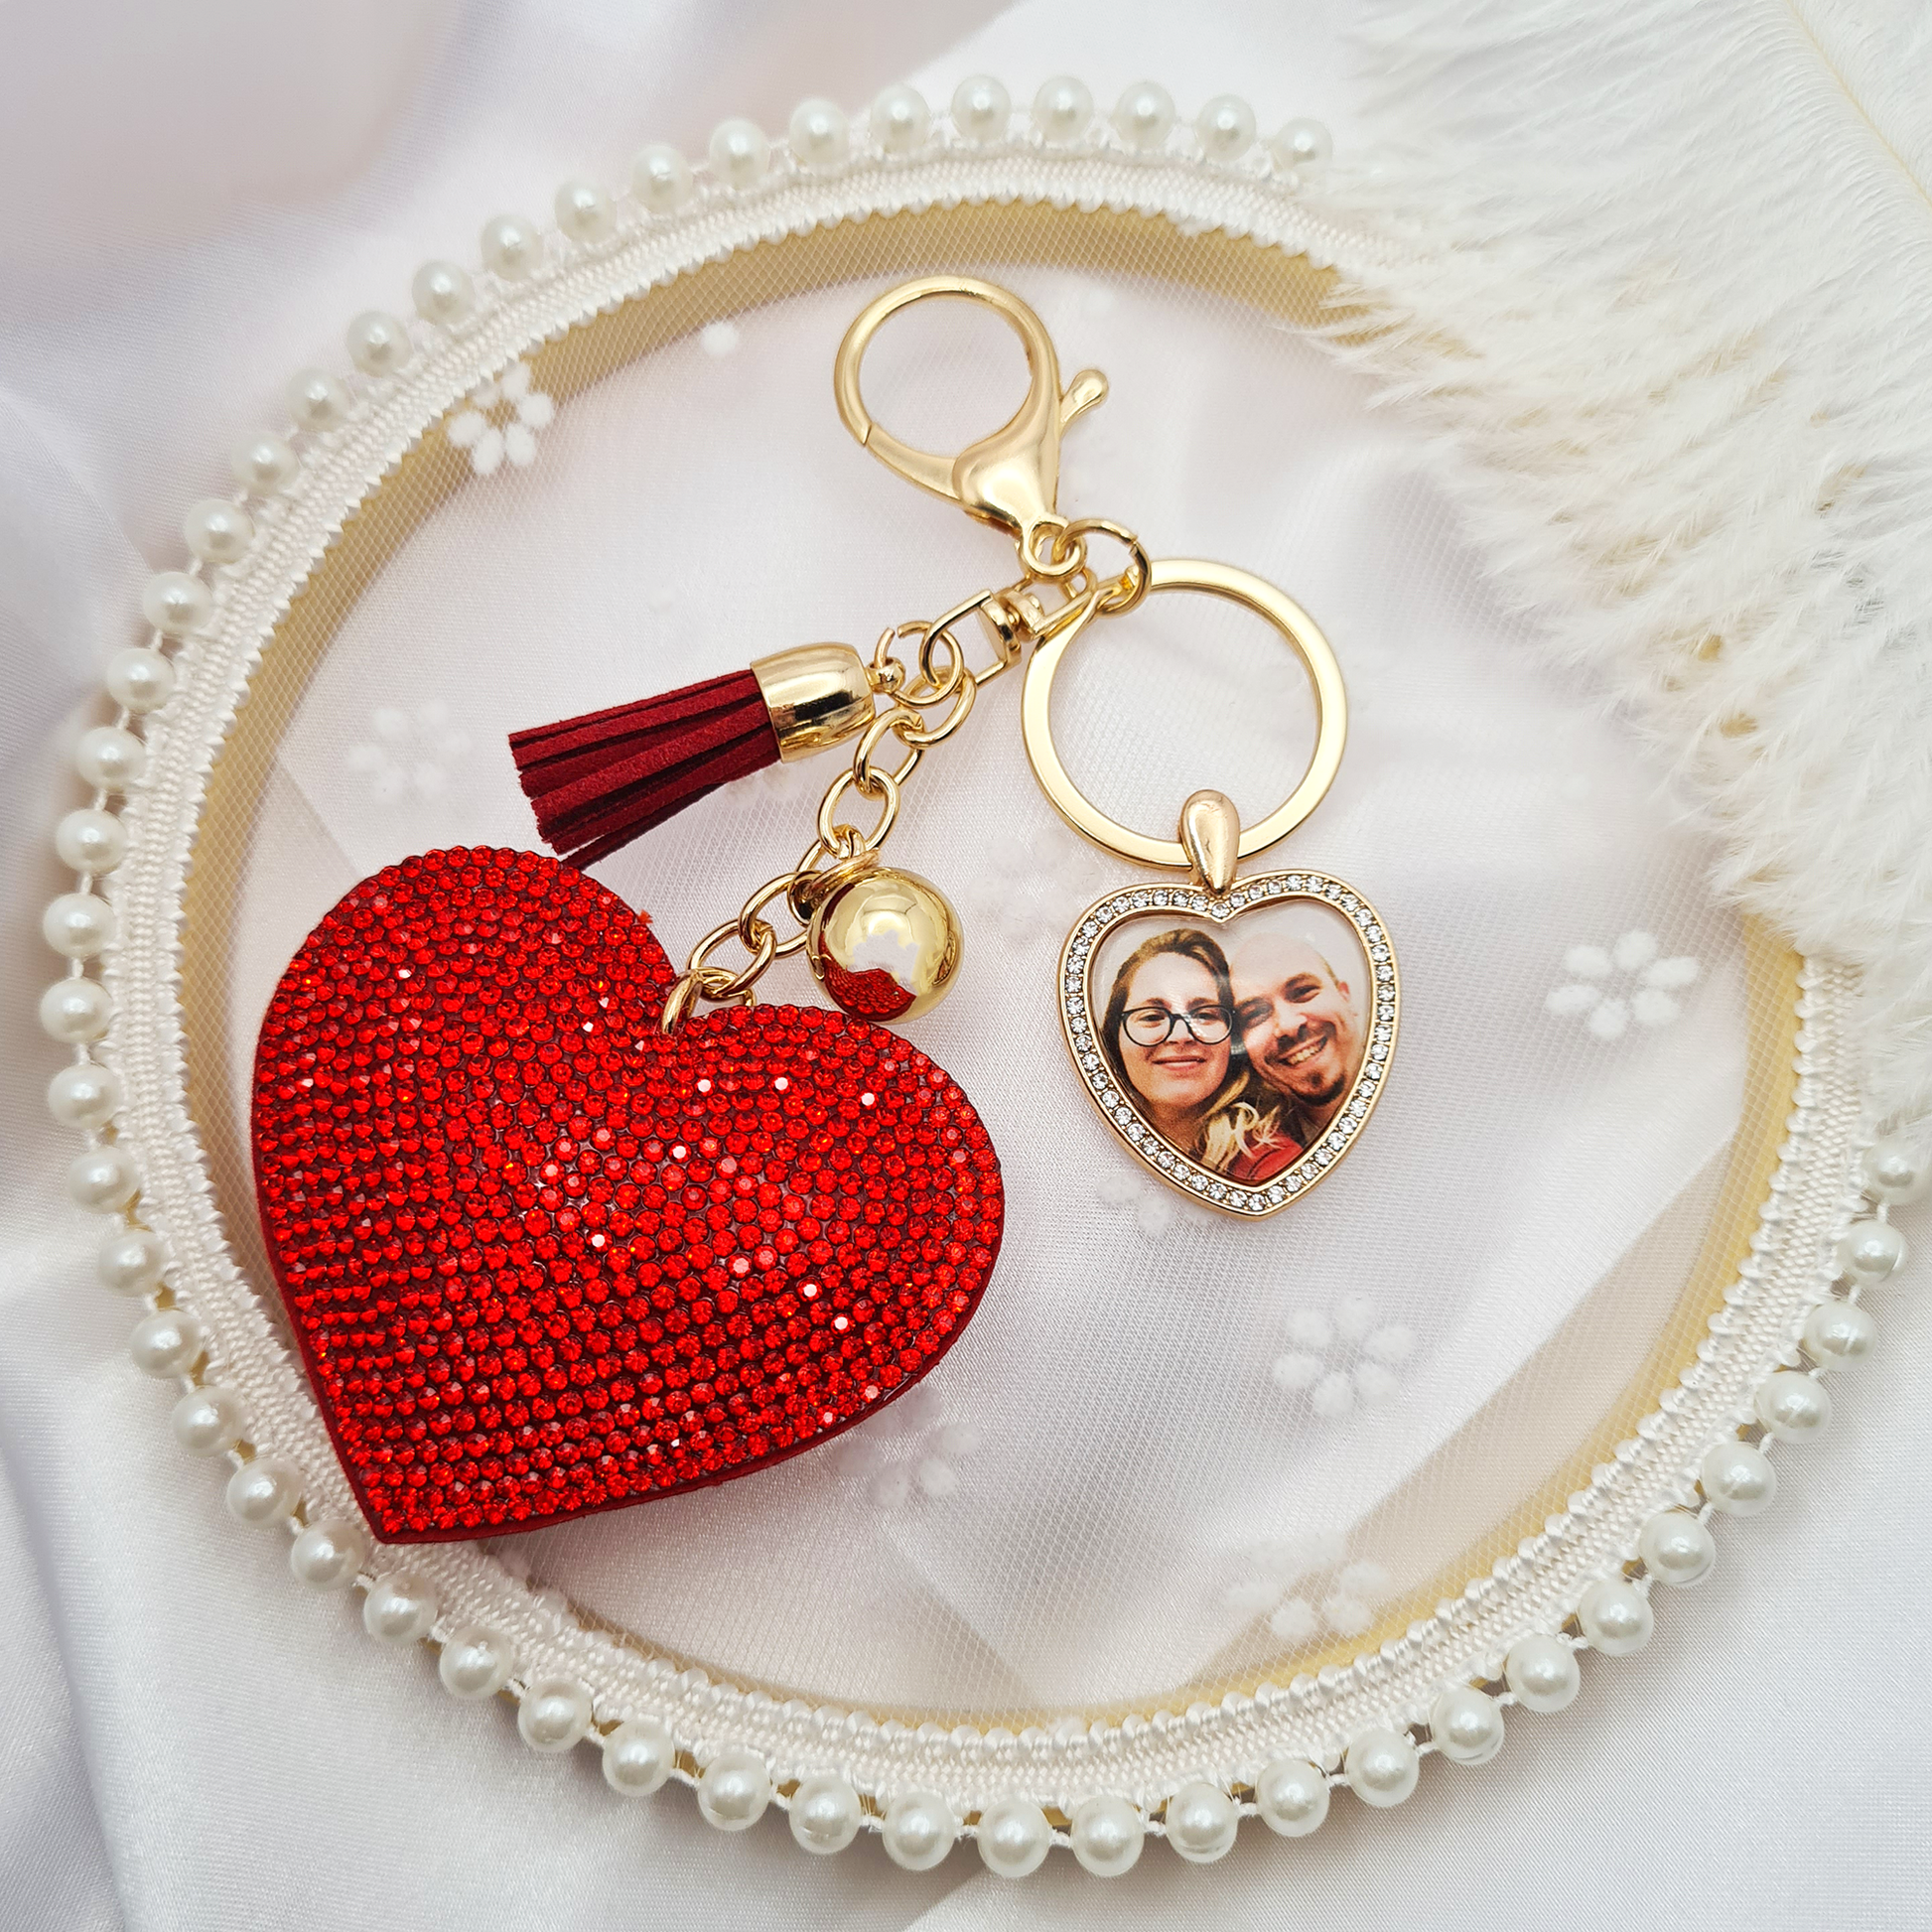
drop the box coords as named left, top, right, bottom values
left=1100, top=927, right=1256, bottom=1161
left=1200, top=1087, right=1285, bottom=1173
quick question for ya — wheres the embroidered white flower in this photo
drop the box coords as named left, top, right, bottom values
left=960, top=824, right=1110, bottom=952
left=1545, top=929, right=1700, bottom=1039
left=446, top=360, right=556, bottom=476
left=345, top=699, right=473, bottom=801
left=1094, top=1160, right=1178, bottom=1237
left=1222, top=1530, right=1397, bottom=1644
left=1268, top=1294, right=1416, bottom=1421
left=831, top=1382, right=980, bottom=1511
left=700, top=320, right=742, bottom=357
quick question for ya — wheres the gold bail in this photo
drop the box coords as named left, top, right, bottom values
left=1179, top=790, right=1241, bottom=895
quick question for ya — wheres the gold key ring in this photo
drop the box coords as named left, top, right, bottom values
left=1020, top=556, right=1348, bottom=869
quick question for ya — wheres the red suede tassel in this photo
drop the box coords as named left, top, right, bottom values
left=509, top=669, right=779, bottom=868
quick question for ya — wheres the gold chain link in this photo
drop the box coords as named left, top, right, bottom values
left=1050, top=517, right=1152, bottom=616
left=660, top=519, right=1148, bottom=1032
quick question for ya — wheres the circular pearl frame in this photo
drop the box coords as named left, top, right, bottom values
left=45, top=78, right=1899, bottom=1873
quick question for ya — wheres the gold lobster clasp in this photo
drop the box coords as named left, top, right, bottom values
left=833, top=275, right=1108, bottom=576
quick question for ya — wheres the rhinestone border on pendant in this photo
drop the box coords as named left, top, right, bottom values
left=1059, top=869, right=1399, bottom=1215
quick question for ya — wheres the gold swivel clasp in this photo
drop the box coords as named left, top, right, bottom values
left=833, top=275, right=1108, bottom=576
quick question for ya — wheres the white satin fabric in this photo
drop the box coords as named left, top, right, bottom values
left=3, top=3, right=1927, bottom=1928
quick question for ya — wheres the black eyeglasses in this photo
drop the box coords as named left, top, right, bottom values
left=1120, top=1004, right=1233, bottom=1047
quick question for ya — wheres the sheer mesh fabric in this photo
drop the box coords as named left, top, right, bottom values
left=183, top=207, right=1764, bottom=1723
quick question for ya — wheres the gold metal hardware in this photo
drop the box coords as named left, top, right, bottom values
left=805, top=864, right=964, bottom=1023
left=664, top=274, right=1346, bottom=1030
left=750, top=642, right=875, bottom=761
left=834, top=274, right=1107, bottom=574
left=1179, top=790, right=1241, bottom=895
left=1022, top=557, right=1347, bottom=870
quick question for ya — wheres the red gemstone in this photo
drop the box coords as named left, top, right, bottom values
left=249, top=847, right=1004, bottom=1543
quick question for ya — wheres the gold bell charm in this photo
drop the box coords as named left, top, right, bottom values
left=805, top=857, right=963, bottom=1022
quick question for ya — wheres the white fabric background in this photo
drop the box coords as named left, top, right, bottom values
left=3, top=2, right=1928, bottom=1927
left=220, top=256, right=1748, bottom=1714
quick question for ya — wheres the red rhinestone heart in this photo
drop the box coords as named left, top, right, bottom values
left=250, top=847, right=1003, bottom=1543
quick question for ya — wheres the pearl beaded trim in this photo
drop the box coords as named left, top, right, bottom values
left=38, top=75, right=1919, bottom=1874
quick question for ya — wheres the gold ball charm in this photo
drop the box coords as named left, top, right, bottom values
left=805, top=865, right=963, bottom=1023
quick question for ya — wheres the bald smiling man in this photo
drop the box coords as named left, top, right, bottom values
left=1229, top=931, right=1365, bottom=1150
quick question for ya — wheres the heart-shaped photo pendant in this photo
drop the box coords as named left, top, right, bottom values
left=1058, top=868, right=1399, bottom=1216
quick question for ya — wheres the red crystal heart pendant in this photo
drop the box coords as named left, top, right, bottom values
left=250, top=847, right=1004, bottom=1543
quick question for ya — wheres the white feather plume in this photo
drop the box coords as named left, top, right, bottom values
left=1325, top=0, right=1932, bottom=1129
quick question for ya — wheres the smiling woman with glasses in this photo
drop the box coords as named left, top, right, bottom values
left=1098, top=928, right=1254, bottom=1164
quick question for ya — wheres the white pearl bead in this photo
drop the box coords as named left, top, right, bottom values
left=290, top=1517, right=368, bottom=1590
left=1271, top=116, right=1333, bottom=178
left=129, top=1306, right=204, bottom=1377
left=1165, top=1781, right=1237, bottom=1861
left=1862, top=1136, right=1930, bottom=1206
left=362, top=1570, right=439, bottom=1644
left=345, top=310, right=411, bottom=377
left=481, top=213, right=542, bottom=280
left=789, top=1770, right=862, bottom=1853
left=1430, top=1686, right=1505, bottom=1764
left=978, top=1794, right=1051, bottom=1877
left=1702, top=1438, right=1776, bottom=1514
left=870, top=83, right=930, bottom=156
left=1804, top=1296, right=1877, bottom=1368
left=286, top=368, right=350, bottom=433
left=554, top=178, right=616, bottom=243
left=1839, top=1219, right=1907, bottom=1286
left=882, top=1788, right=956, bottom=1869
left=141, top=570, right=211, bottom=637
left=411, top=260, right=475, bottom=326
left=1639, top=1508, right=1717, bottom=1587
left=44, top=891, right=116, bottom=957
left=696, top=1746, right=770, bottom=1829
left=438, top=1624, right=514, bottom=1699
left=1033, top=76, right=1093, bottom=146
left=603, top=1717, right=676, bottom=1795
left=1578, top=1578, right=1653, bottom=1656
left=1755, top=1369, right=1831, bottom=1440
left=1343, top=1726, right=1419, bottom=1807
left=69, top=1143, right=139, bottom=1212
left=48, top=1060, right=122, bottom=1130
left=951, top=75, right=1011, bottom=143
left=1254, top=1757, right=1329, bottom=1834
left=631, top=143, right=694, bottom=213
left=789, top=98, right=850, bottom=170
left=75, top=724, right=146, bottom=792
left=96, top=1226, right=166, bottom=1296
left=104, top=647, right=176, bottom=715
left=1504, top=1633, right=1581, bottom=1712
left=231, top=432, right=299, bottom=494
left=519, top=1676, right=594, bottom=1753
left=42, top=976, right=111, bottom=1043
left=1068, top=1792, right=1144, bottom=1875
left=1113, top=81, right=1175, bottom=153
left=708, top=118, right=769, bottom=190
left=1195, top=94, right=1258, bottom=164
left=225, top=1456, right=301, bottom=1526
left=171, top=1383, right=244, bottom=1455
left=181, top=497, right=254, bottom=565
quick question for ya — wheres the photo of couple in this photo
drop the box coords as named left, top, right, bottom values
left=1095, top=901, right=1371, bottom=1181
